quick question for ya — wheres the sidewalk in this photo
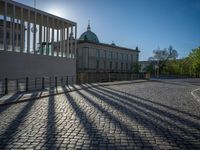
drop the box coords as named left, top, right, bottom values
left=0, top=80, right=148, bottom=106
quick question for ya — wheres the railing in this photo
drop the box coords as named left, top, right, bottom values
left=77, top=72, right=146, bottom=84
left=0, top=76, right=75, bottom=96
left=151, top=73, right=200, bottom=79
left=0, top=73, right=148, bottom=96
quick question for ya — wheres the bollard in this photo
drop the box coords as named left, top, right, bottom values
left=66, top=76, right=68, bottom=86
left=5, top=78, right=8, bottom=95
left=55, top=77, right=57, bottom=89
left=16, top=79, right=19, bottom=92
left=72, top=76, right=74, bottom=85
left=42, top=77, right=45, bottom=90
left=61, top=77, right=63, bottom=86
left=35, top=78, right=37, bottom=89
left=25, top=77, right=28, bottom=91
left=49, top=77, right=51, bottom=88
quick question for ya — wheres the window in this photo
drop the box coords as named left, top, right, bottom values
left=96, top=49, right=100, bottom=59
left=125, top=54, right=128, bottom=61
left=114, top=52, right=118, bottom=60
left=119, top=53, right=123, bottom=60
left=107, top=51, right=111, bottom=59
left=104, top=60, right=106, bottom=70
left=126, top=63, right=128, bottom=71
left=121, top=62, right=123, bottom=71
left=100, top=50, right=106, bottom=58
left=115, top=62, right=118, bottom=71
left=110, top=61, right=112, bottom=71
left=96, top=60, right=99, bottom=71
left=131, top=54, right=133, bottom=62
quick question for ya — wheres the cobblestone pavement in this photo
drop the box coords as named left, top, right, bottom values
left=0, top=79, right=200, bottom=149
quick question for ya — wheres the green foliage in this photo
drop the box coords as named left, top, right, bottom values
left=162, top=47, right=200, bottom=75
left=145, top=64, right=155, bottom=74
left=188, top=47, right=200, bottom=72
left=132, top=63, right=141, bottom=73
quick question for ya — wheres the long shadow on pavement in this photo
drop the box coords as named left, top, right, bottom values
left=0, top=92, right=38, bottom=149
left=83, top=86, right=199, bottom=149
left=43, top=89, right=58, bottom=149
left=74, top=88, right=154, bottom=149
left=0, top=93, right=24, bottom=114
left=101, top=85, right=200, bottom=126
left=62, top=86, right=111, bottom=149
left=92, top=86, right=200, bottom=140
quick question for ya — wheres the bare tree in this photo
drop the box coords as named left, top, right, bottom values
left=149, top=45, right=178, bottom=75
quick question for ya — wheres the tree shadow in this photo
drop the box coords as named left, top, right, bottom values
left=62, top=86, right=111, bottom=149
left=0, top=92, right=38, bottom=149
left=82, top=86, right=200, bottom=149
left=73, top=88, right=154, bottom=149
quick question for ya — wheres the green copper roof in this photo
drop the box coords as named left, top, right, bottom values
left=79, top=24, right=99, bottom=43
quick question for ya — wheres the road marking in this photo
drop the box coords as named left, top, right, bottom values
left=191, top=88, right=200, bottom=103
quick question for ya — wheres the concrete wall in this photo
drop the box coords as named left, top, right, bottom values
left=0, top=51, right=76, bottom=79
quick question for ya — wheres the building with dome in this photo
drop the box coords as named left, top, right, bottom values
left=77, top=24, right=139, bottom=75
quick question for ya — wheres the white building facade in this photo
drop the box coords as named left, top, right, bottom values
left=0, top=0, right=77, bottom=79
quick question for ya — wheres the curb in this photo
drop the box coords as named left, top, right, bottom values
left=191, top=88, right=200, bottom=103
left=0, top=80, right=150, bottom=107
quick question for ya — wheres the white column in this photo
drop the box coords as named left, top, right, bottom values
left=63, top=24, right=66, bottom=57
left=60, top=22, right=62, bottom=57
left=9, top=17, right=12, bottom=51
left=75, top=24, right=77, bottom=58
left=61, top=21, right=64, bottom=57
left=70, top=27, right=73, bottom=58
left=46, top=16, right=49, bottom=55
left=12, top=5, right=15, bottom=51
left=20, top=7, right=24, bottom=52
left=27, top=9, right=30, bottom=53
left=16, top=19, right=19, bottom=51
left=39, top=14, right=42, bottom=54
left=57, top=21, right=59, bottom=57
left=3, top=1, right=7, bottom=51
left=33, top=12, right=36, bottom=53
left=67, top=27, right=69, bottom=58
left=51, top=18, right=54, bottom=56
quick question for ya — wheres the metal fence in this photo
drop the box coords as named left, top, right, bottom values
left=0, top=76, right=75, bottom=96
left=77, top=72, right=146, bottom=84
left=151, top=73, right=200, bottom=79
left=0, top=73, right=148, bottom=96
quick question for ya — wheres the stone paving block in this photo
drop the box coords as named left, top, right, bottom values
left=0, top=80, right=200, bottom=149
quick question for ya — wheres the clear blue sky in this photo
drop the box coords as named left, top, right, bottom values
left=15, top=0, right=200, bottom=60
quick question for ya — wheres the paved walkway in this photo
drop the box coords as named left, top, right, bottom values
left=0, top=79, right=200, bottom=149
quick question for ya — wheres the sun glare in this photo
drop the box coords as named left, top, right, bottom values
left=48, top=8, right=64, bottom=17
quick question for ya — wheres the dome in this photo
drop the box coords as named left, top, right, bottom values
left=79, top=23, right=99, bottom=43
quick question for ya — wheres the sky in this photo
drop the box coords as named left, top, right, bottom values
left=15, top=0, right=200, bottom=61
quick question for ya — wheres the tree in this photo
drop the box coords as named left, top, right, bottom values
left=145, top=64, right=155, bottom=74
left=132, top=62, right=141, bottom=73
left=149, top=45, right=178, bottom=74
left=188, top=47, right=200, bottom=72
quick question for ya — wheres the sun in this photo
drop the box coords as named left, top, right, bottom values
left=48, top=8, right=64, bottom=17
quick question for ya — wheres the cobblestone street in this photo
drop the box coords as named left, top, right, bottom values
left=0, top=79, right=200, bottom=149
